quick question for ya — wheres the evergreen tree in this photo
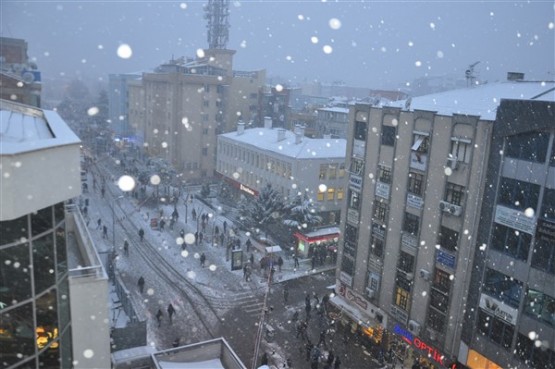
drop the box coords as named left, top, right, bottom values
left=283, top=192, right=322, bottom=231
left=238, top=184, right=285, bottom=233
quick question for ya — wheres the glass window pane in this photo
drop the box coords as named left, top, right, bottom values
left=55, top=224, right=67, bottom=278
left=0, top=303, right=35, bottom=367
left=58, top=278, right=71, bottom=331
left=0, top=215, right=28, bottom=246
left=36, top=289, right=59, bottom=352
left=32, top=206, right=53, bottom=237
left=54, top=202, right=65, bottom=225
left=33, top=234, right=56, bottom=294
left=0, top=243, right=32, bottom=310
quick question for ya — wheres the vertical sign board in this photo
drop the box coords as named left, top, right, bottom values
left=231, top=249, right=243, bottom=271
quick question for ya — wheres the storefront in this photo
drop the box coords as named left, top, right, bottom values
left=219, top=176, right=259, bottom=201
left=293, top=226, right=340, bottom=259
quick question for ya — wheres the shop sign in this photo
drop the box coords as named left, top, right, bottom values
left=479, top=294, right=518, bottom=325
left=353, top=139, right=366, bottom=157
left=393, top=324, right=445, bottom=366
left=401, top=233, right=418, bottom=250
left=494, top=205, right=535, bottom=235
left=349, top=174, right=362, bottom=191
left=407, top=193, right=424, bottom=210
left=409, top=152, right=428, bottom=171
left=436, top=250, right=456, bottom=269
left=339, top=271, right=353, bottom=286
left=375, top=182, right=390, bottom=199
left=372, top=223, right=385, bottom=239
left=239, top=183, right=257, bottom=196
left=347, top=208, right=359, bottom=225
left=536, top=219, right=555, bottom=243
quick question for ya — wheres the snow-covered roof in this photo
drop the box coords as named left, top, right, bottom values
left=388, top=81, right=555, bottom=120
left=219, top=128, right=347, bottom=159
left=318, top=107, right=349, bottom=114
left=0, top=99, right=81, bottom=154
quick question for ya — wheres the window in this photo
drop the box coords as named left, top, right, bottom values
left=432, top=269, right=451, bottom=294
left=524, top=289, right=555, bottom=327
left=341, top=255, right=355, bottom=276
left=328, top=164, right=337, bottom=180
left=202, top=148, right=208, bottom=156
left=202, top=128, right=209, bottom=135
left=498, top=177, right=540, bottom=212
left=348, top=190, right=361, bottom=210
left=202, top=114, right=209, bottom=122
left=516, top=333, right=555, bottom=369
left=337, top=188, right=344, bottom=200
left=395, top=275, right=411, bottom=311
left=397, top=251, right=414, bottom=273
left=370, top=236, right=384, bottom=258
left=373, top=199, right=388, bottom=223
left=407, top=172, right=424, bottom=196
left=378, top=166, right=392, bottom=184
left=317, top=189, right=325, bottom=201
left=402, top=212, right=420, bottom=235
left=350, top=159, right=364, bottom=175
left=0, top=243, right=32, bottom=309
left=450, top=138, right=472, bottom=163
left=344, top=224, right=358, bottom=243
left=430, top=289, right=449, bottom=313
left=427, top=309, right=446, bottom=333
left=338, top=163, right=346, bottom=178
left=33, top=233, right=56, bottom=294
left=477, top=309, right=514, bottom=349
left=541, top=188, right=555, bottom=220
left=319, top=164, right=327, bottom=180
left=203, top=100, right=209, bottom=107
left=411, top=134, right=429, bottom=154
left=491, top=223, right=531, bottom=261
left=381, top=126, right=396, bottom=146
left=483, top=268, right=522, bottom=308
left=532, top=231, right=555, bottom=275
left=354, top=121, right=367, bottom=141
left=327, top=188, right=335, bottom=201
left=444, top=182, right=465, bottom=206
left=368, top=272, right=380, bottom=292
left=506, top=131, right=549, bottom=163
left=437, top=226, right=459, bottom=252
left=343, top=241, right=357, bottom=258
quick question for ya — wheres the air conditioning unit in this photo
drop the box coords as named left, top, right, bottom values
left=366, top=287, right=376, bottom=299
left=439, top=200, right=449, bottom=212
left=448, top=204, right=463, bottom=216
left=408, top=320, right=421, bottom=335
left=446, top=156, right=458, bottom=170
left=405, top=273, right=414, bottom=281
left=419, top=269, right=431, bottom=281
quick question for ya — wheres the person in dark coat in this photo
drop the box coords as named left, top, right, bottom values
left=200, top=253, right=206, bottom=267
left=123, top=240, right=129, bottom=256
left=138, top=276, right=145, bottom=293
left=246, top=238, right=252, bottom=252
left=277, top=256, right=284, bottom=272
left=250, top=253, right=255, bottom=265
left=334, top=356, right=341, bottom=369
left=138, top=228, right=145, bottom=241
left=167, top=303, right=175, bottom=324
left=305, top=340, right=314, bottom=362
left=156, top=309, right=163, bottom=327
left=195, top=231, right=199, bottom=245
left=102, top=225, right=108, bottom=238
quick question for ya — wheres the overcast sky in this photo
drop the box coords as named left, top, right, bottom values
left=2, top=1, right=554, bottom=90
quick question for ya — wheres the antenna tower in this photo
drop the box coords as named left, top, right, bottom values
left=465, top=61, right=480, bottom=87
left=204, top=0, right=230, bottom=49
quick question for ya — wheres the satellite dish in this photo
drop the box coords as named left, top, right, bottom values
left=22, top=71, right=35, bottom=84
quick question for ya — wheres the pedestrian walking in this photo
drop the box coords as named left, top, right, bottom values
left=327, top=350, right=335, bottom=367
left=334, top=356, right=341, bottom=369
left=223, top=220, right=227, bottom=234
left=102, top=225, right=108, bottom=239
left=305, top=340, right=314, bottom=362
left=249, top=253, right=254, bottom=265
left=195, top=231, right=199, bottom=245
left=83, top=206, right=88, bottom=217
left=246, top=238, right=252, bottom=252
left=138, top=228, right=145, bottom=241
left=219, top=232, right=224, bottom=246
left=138, top=276, right=145, bottom=293
left=180, top=229, right=185, bottom=239
left=311, top=255, right=316, bottom=269
left=318, top=329, right=327, bottom=348
left=283, top=285, right=289, bottom=305
left=123, top=240, right=129, bottom=256
left=101, top=186, right=105, bottom=198
left=159, top=219, right=165, bottom=231
left=96, top=218, right=102, bottom=230
left=305, top=302, right=312, bottom=320
left=156, top=309, right=163, bottom=327
left=277, top=256, right=283, bottom=272
left=199, top=232, right=203, bottom=244
left=294, top=254, right=300, bottom=268
left=167, top=303, right=175, bottom=324
left=200, top=252, right=206, bottom=267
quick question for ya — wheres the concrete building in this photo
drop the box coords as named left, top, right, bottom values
left=333, top=77, right=555, bottom=369
left=461, top=96, right=555, bottom=369
left=0, top=99, right=111, bottom=369
left=108, top=72, right=141, bottom=138
left=316, top=106, right=350, bottom=138
left=216, top=118, right=347, bottom=228
left=0, top=37, right=42, bottom=107
left=127, top=50, right=265, bottom=183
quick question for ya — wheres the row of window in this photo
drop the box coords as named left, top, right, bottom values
left=316, top=187, right=344, bottom=202
left=218, top=142, right=294, bottom=178
left=319, top=163, right=346, bottom=180
left=505, top=131, right=554, bottom=164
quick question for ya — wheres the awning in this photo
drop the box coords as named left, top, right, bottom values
left=265, top=246, right=282, bottom=253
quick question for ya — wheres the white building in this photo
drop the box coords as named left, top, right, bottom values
left=216, top=118, right=347, bottom=225
left=0, top=99, right=111, bottom=369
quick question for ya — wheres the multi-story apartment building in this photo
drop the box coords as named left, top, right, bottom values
left=316, top=106, right=350, bottom=138
left=333, top=76, right=554, bottom=369
left=0, top=99, right=110, bottom=368
left=127, top=49, right=265, bottom=182
left=216, top=118, right=347, bottom=232
left=0, top=37, right=42, bottom=107
left=461, top=97, right=555, bottom=369
left=108, top=72, right=141, bottom=138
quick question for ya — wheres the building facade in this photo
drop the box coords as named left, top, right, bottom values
left=461, top=98, right=555, bottom=369
left=333, top=78, right=555, bottom=369
left=108, top=73, right=141, bottom=138
left=216, top=119, right=347, bottom=226
left=127, top=49, right=265, bottom=183
left=0, top=99, right=110, bottom=369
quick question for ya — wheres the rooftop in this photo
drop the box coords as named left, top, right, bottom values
left=219, top=127, right=347, bottom=160
left=388, top=80, right=555, bottom=120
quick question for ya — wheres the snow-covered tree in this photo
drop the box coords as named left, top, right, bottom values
left=282, top=192, right=322, bottom=231
left=238, top=184, right=285, bottom=232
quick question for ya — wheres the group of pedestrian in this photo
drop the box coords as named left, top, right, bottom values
left=155, top=303, right=176, bottom=327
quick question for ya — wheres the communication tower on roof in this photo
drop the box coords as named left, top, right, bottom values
left=465, top=61, right=480, bottom=87
left=204, top=0, right=230, bottom=49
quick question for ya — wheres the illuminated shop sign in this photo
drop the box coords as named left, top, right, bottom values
left=479, top=294, right=518, bottom=325
left=239, top=183, right=256, bottom=196
left=393, top=324, right=445, bottom=366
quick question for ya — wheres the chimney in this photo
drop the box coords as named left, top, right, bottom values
left=295, top=125, right=305, bottom=144
left=237, top=120, right=245, bottom=135
left=277, top=128, right=286, bottom=142
left=507, top=72, right=525, bottom=81
left=264, top=116, right=273, bottom=129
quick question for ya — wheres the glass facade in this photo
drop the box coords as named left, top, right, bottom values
left=0, top=203, right=73, bottom=368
